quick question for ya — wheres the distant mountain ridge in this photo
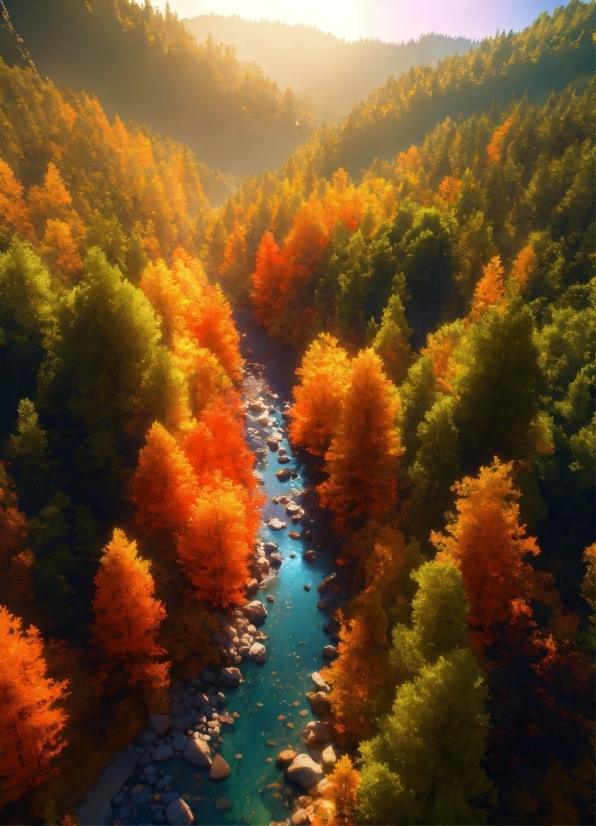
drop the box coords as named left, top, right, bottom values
left=0, top=0, right=315, bottom=176
left=184, top=14, right=476, bottom=125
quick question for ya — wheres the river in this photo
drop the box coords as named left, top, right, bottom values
left=100, top=308, right=338, bottom=826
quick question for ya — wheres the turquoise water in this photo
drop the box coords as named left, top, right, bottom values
left=109, top=311, right=336, bottom=826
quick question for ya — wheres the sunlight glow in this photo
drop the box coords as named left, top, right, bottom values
left=150, top=0, right=563, bottom=42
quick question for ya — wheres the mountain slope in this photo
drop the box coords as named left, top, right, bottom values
left=0, top=0, right=315, bottom=175
left=184, top=14, right=475, bottom=125
left=289, top=0, right=594, bottom=178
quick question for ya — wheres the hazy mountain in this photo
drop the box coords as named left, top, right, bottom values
left=184, top=15, right=476, bottom=124
left=0, top=0, right=315, bottom=176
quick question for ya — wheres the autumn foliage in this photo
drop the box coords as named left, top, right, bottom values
left=91, top=529, right=168, bottom=691
left=132, top=422, right=199, bottom=535
left=289, top=334, right=352, bottom=456
left=469, top=256, right=507, bottom=322
left=432, top=459, right=540, bottom=651
left=312, top=755, right=360, bottom=826
left=176, top=481, right=256, bottom=607
left=0, top=607, right=68, bottom=806
left=318, top=349, right=401, bottom=532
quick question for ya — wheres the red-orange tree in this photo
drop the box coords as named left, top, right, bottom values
left=176, top=480, right=256, bottom=607
left=132, top=422, right=198, bottom=535
left=184, top=396, right=259, bottom=491
left=91, top=529, right=169, bottom=691
left=289, top=334, right=352, bottom=456
left=0, top=607, right=68, bottom=806
left=432, top=459, right=539, bottom=651
left=318, top=349, right=401, bottom=532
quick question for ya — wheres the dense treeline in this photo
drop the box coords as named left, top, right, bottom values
left=184, top=15, right=474, bottom=125
left=0, top=0, right=314, bottom=176
left=198, top=3, right=595, bottom=823
left=0, top=61, right=261, bottom=818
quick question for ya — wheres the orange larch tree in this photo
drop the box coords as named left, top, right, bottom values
left=0, top=160, right=35, bottom=240
left=251, top=230, right=286, bottom=328
left=318, top=349, right=402, bottom=532
left=176, top=480, right=256, bottom=607
left=183, top=395, right=259, bottom=491
left=91, top=529, right=169, bottom=691
left=431, top=459, right=540, bottom=652
left=289, top=334, right=353, bottom=456
left=469, top=255, right=506, bottom=322
left=132, top=422, right=198, bottom=535
left=510, top=245, right=538, bottom=292
left=0, top=607, right=68, bottom=807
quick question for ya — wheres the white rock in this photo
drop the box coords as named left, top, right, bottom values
left=268, top=517, right=287, bottom=530
left=321, top=745, right=337, bottom=770
left=249, top=642, right=267, bottom=663
left=285, top=754, right=324, bottom=790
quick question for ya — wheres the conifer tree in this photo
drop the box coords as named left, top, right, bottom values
left=289, top=334, right=352, bottom=456
left=0, top=607, right=68, bottom=806
left=318, top=349, right=401, bottom=532
left=431, top=459, right=539, bottom=651
left=175, top=480, right=254, bottom=607
left=91, top=529, right=168, bottom=691
left=358, top=560, right=494, bottom=825
left=132, top=422, right=198, bottom=535
left=372, top=293, right=412, bottom=385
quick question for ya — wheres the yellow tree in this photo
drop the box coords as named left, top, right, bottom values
left=289, top=334, right=352, bottom=456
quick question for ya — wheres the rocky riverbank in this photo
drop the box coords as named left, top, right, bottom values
left=79, top=314, right=346, bottom=826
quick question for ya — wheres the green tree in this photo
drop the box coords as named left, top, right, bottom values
left=359, top=561, right=494, bottom=825
left=453, top=300, right=542, bottom=471
left=407, top=396, right=461, bottom=547
left=372, top=293, right=412, bottom=385
left=40, top=248, right=164, bottom=513
left=0, top=239, right=57, bottom=441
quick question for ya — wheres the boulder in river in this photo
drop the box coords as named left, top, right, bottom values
left=209, top=754, right=231, bottom=780
left=303, top=550, right=316, bottom=562
left=148, top=714, right=171, bottom=735
left=292, top=809, right=308, bottom=825
left=263, top=541, right=278, bottom=554
left=249, top=642, right=267, bottom=663
left=285, top=754, right=324, bottom=790
left=302, top=720, right=329, bottom=744
left=242, top=600, right=268, bottom=622
left=182, top=735, right=212, bottom=767
left=276, top=468, right=292, bottom=482
left=171, top=734, right=187, bottom=751
left=215, top=797, right=232, bottom=811
left=221, top=667, right=242, bottom=685
left=152, top=744, right=175, bottom=762
left=310, top=672, right=330, bottom=693
left=276, top=749, right=297, bottom=766
left=165, top=797, right=194, bottom=825
left=268, top=517, right=287, bottom=530
left=277, top=455, right=291, bottom=463
left=322, top=645, right=339, bottom=660
left=269, top=552, right=283, bottom=567
left=307, top=691, right=332, bottom=717
left=322, top=745, right=337, bottom=770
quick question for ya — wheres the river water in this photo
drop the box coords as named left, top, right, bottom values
left=107, top=309, right=337, bottom=826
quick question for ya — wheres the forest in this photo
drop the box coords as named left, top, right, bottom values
left=0, top=1, right=594, bottom=825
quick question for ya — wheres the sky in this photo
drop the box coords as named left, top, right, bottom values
left=149, top=0, right=565, bottom=42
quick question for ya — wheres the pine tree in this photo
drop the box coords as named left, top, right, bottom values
left=176, top=480, right=254, bottom=607
left=318, top=349, right=401, bottom=532
left=132, top=422, right=198, bottom=535
left=289, top=334, right=352, bottom=456
left=431, top=459, right=539, bottom=651
left=91, top=529, right=168, bottom=691
left=0, top=607, right=68, bottom=806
